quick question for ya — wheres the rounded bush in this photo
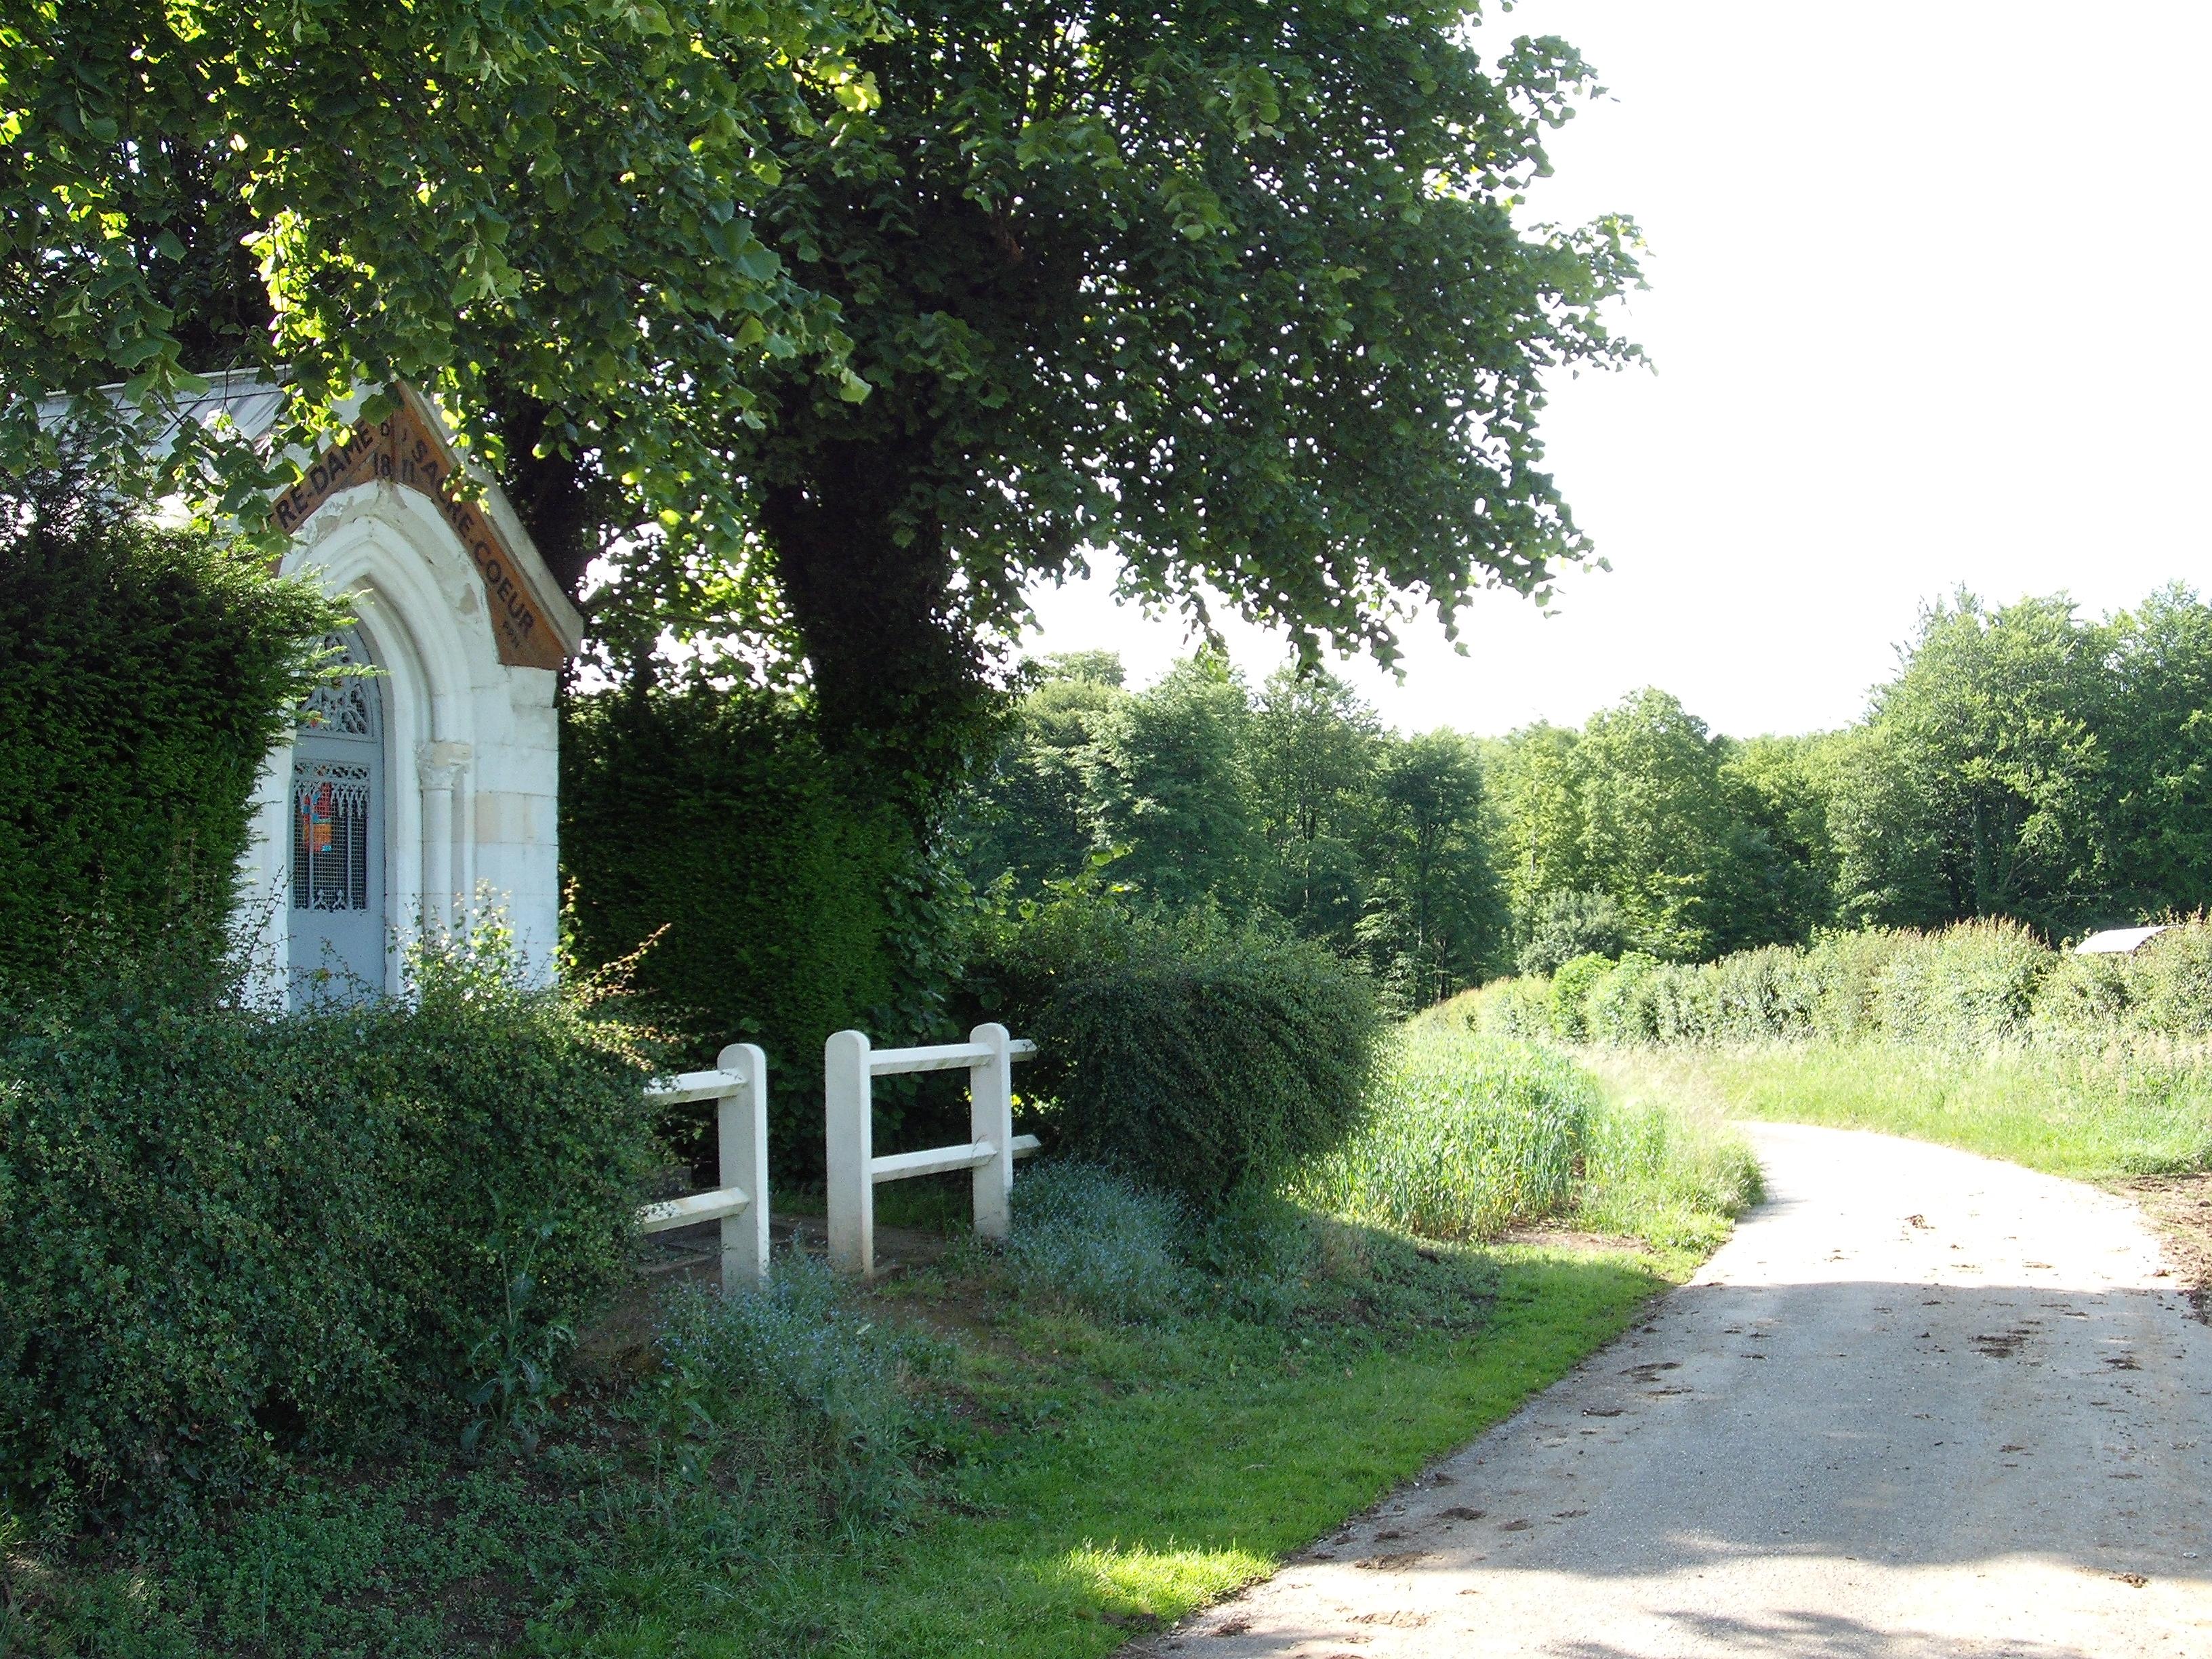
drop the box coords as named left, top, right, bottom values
left=1023, top=936, right=1378, bottom=1211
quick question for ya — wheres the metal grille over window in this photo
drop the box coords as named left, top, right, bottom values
left=292, top=762, right=373, bottom=912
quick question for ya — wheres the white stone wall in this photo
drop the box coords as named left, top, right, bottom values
left=238, top=479, right=565, bottom=1002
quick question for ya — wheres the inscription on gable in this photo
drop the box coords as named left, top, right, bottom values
left=272, top=400, right=568, bottom=671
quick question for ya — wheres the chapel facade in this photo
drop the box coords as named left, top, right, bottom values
left=190, top=375, right=583, bottom=1004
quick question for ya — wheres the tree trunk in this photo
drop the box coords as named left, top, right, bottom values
left=758, top=437, right=995, bottom=804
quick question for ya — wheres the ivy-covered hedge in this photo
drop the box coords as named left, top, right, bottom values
left=0, top=480, right=339, bottom=996
left=561, top=682, right=953, bottom=1174
left=968, top=890, right=1380, bottom=1209
left=0, top=941, right=654, bottom=1516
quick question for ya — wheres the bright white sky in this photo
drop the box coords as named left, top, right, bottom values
left=1021, top=0, right=2212, bottom=739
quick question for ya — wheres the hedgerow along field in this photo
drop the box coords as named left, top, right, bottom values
left=1454, top=916, right=2212, bottom=1187
left=5, top=1021, right=1753, bottom=1658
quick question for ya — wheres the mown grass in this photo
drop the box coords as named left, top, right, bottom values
left=4, top=1029, right=1749, bottom=1658
left=1584, top=1040, right=2212, bottom=1183
left=533, top=1244, right=1670, bottom=1658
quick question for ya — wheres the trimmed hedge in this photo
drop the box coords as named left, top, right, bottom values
left=0, top=481, right=339, bottom=996
left=0, top=941, right=654, bottom=1515
left=971, top=894, right=1379, bottom=1210
left=561, top=682, right=953, bottom=1174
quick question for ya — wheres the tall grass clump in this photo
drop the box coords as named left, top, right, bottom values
left=1573, top=1060, right=1763, bottom=1251
left=1301, top=1029, right=1592, bottom=1240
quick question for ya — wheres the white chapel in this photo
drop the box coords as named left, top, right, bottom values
left=180, top=375, right=583, bottom=1004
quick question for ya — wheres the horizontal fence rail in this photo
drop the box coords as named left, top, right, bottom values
left=639, top=1041, right=768, bottom=1292
left=825, top=1023, right=1039, bottom=1279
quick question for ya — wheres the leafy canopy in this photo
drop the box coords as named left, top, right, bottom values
left=5, top=1, right=1643, bottom=793
left=1, top=0, right=880, bottom=537
left=717, top=1, right=1644, bottom=744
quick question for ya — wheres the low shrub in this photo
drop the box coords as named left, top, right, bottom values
left=1548, top=952, right=1614, bottom=1042
left=1583, top=951, right=1661, bottom=1044
left=1300, top=1031, right=1592, bottom=1240
left=1466, top=972, right=1554, bottom=1040
left=993, top=1162, right=1189, bottom=1324
left=1876, top=918, right=2051, bottom=1046
left=2137, top=920, right=2212, bottom=1038
left=1469, top=916, right=2212, bottom=1056
left=651, top=1253, right=943, bottom=1521
left=1801, top=928, right=1911, bottom=1041
left=2031, top=947, right=2142, bottom=1037
left=1642, top=960, right=1718, bottom=1044
left=0, top=928, right=654, bottom=1516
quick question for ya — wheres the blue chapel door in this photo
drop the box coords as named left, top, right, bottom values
left=289, top=632, right=388, bottom=1003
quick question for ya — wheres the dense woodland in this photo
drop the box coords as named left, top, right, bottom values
left=960, top=584, right=2212, bottom=1008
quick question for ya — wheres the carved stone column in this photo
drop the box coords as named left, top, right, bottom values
left=416, top=741, right=474, bottom=934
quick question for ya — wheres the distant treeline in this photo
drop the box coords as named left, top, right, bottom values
left=959, top=584, right=2212, bottom=1006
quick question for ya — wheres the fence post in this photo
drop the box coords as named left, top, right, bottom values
left=824, top=1028, right=873, bottom=1276
left=969, top=1022, right=1015, bottom=1241
left=716, top=1042, right=770, bottom=1291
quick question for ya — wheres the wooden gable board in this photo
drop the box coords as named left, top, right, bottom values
left=270, top=385, right=581, bottom=670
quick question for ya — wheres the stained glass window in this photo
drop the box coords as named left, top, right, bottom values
left=292, top=762, right=373, bottom=912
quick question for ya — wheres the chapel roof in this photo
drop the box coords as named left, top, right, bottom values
left=52, top=369, right=583, bottom=669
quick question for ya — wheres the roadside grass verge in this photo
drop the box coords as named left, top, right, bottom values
left=1584, top=1040, right=2212, bottom=1184
left=4, top=1030, right=1748, bottom=1658
left=535, top=1242, right=1669, bottom=1658
left=1304, top=1027, right=1761, bottom=1261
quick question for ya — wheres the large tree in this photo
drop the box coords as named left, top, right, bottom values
left=730, top=2, right=1641, bottom=769
left=1249, top=666, right=1382, bottom=946
left=6, top=1, right=1640, bottom=783
left=2104, top=584, right=2212, bottom=916
left=1357, top=727, right=1496, bottom=1006
left=1830, top=593, right=2114, bottom=933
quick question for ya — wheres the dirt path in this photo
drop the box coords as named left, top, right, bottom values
left=1129, top=1124, right=2212, bottom=1658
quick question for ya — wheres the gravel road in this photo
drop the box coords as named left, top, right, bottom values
left=1131, top=1123, right=2212, bottom=1658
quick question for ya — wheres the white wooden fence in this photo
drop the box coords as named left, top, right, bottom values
left=637, top=1042, right=769, bottom=1292
left=824, top=1023, right=1040, bottom=1278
